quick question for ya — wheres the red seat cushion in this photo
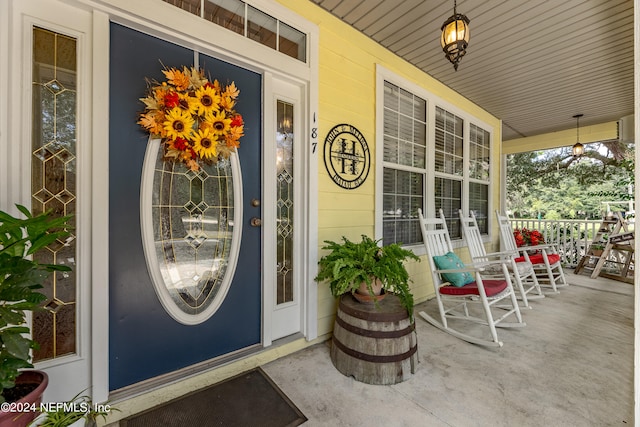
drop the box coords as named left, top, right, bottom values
left=515, top=253, right=560, bottom=265
left=440, top=280, right=508, bottom=297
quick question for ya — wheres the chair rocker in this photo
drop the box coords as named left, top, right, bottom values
left=459, top=210, right=544, bottom=309
left=495, top=211, right=568, bottom=294
left=418, top=209, right=525, bottom=348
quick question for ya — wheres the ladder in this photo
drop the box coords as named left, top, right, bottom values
left=595, top=231, right=634, bottom=283
left=574, top=213, right=634, bottom=283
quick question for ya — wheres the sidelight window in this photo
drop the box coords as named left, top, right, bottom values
left=31, top=27, right=78, bottom=361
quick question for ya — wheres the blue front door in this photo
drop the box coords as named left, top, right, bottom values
left=108, top=23, right=262, bottom=391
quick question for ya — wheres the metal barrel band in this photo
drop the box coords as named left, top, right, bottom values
left=332, top=337, right=417, bottom=363
left=338, top=296, right=409, bottom=322
left=335, top=313, right=415, bottom=339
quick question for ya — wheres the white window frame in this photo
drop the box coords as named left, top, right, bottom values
left=375, top=64, right=494, bottom=255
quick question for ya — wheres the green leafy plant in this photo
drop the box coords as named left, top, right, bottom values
left=28, top=391, right=115, bottom=427
left=590, top=234, right=609, bottom=252
left=315, top=235, right=419, bottom=318
left=0, top=205, right=72, bottom=403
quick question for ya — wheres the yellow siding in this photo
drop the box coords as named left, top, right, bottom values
left=503, top=122, right=617, bottom=154
left=276, top=0, right=502, bottom=331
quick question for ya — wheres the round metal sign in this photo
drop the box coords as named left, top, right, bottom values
left=323, top=124, right=370, bottom=190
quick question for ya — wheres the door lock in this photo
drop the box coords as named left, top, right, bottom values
left=250, top=217, right=262, bottom=227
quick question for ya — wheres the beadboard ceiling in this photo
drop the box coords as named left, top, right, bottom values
left=308, top=0, right=635, bottom=142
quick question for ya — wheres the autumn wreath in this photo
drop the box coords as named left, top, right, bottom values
left=137, top=66, right=244, bottom=171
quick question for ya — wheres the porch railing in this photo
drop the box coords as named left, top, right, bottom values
left=507, top=217, right=635, bottom=267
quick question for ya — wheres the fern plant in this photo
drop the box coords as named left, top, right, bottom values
left=0, top=205, right=72, bottom=403
left=315, top=235, right=419, bottom=319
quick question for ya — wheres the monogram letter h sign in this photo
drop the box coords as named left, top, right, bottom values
left=323, top=124, right=370, bottom=190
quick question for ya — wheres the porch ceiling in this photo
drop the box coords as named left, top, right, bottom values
left=308, top=0, right=635, bottom=141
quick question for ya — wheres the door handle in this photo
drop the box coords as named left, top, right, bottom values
left=250, top=217, right=262, bottom=227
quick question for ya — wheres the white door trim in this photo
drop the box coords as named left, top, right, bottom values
left=81, top=0, right=319, bottom=401
left=4, top=0, right=320, bottom=406
left=263, top=75, right=307, bottom=344
left=4, top=0, right=94, bottom=402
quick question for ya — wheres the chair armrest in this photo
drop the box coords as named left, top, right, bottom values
left=470, top=259, right=511, bottom=268
left=474, top=250, right=517, bottom=259
left=517, top=243, right=556, bottom=253
left=435, top=266, right=485, bottom=274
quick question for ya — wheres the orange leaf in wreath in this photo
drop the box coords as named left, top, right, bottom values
left=228, top=126, right=244, bottom=142
left=137, top=112, right=164, bottom=135
left=186, top=158, right=200, bottom=171
left=162, top=67, right=191, bottom=91
left=226, top=138, right=240, bottom=150
left=219, top=95, right=235, bottom=111
left=224, top=81, right=240, bottom=99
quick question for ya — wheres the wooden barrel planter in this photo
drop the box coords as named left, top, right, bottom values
left=330, top=293, right=418, bottom=385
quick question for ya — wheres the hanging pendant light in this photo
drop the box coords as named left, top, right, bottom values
left=441, top=0, right=470, bottom=71
left=572, top=114, right=584, bottom=157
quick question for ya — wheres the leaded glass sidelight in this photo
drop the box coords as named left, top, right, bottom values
left=31, top=27, right=78, bottom=362
left=141, top=139, right=241, bottom=325
left=276, top=101, right=294, bottom=304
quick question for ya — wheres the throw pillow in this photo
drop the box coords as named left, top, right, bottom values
left=432, top=251, right=475, bottom=287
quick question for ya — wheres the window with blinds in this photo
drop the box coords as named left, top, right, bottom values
left=379, top=75, right=493, bottom=246
left=382, top=81, right=427, bottom=246
left=469, top=123, right=491, bottom=233
left=434, top=107, right=464, bottom=238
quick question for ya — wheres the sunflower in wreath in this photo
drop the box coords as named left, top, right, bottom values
left=137, top=66, right=244, bottom=171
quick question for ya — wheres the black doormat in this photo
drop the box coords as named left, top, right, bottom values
left=121, top=368, right=307, bottom=427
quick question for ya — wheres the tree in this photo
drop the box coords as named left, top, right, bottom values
left=506, top=140, right=634, bottom=219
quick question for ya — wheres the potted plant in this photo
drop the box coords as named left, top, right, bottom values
left=0, top=205, right=71, bottom=427
left=315, top=235, right=419, bottom=318
left=590, top=242, right=606, bottom=257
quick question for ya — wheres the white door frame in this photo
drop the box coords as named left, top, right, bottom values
left=84, top=0, right=319, bottom=401
left=3, top=0, right=94, bottom=402
left=263, top=75, right=311, bottom=344
left=3, top=0, right=319, bottom=405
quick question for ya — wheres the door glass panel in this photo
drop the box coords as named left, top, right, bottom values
left=204, top=0, right=245, bottom=36
left=279, top=22, right=306, bottom=61
left=145, top=142, right=239, bottom=324
left=163, top=0, right=308, bottom=62
left=165, top=0, right=202, bottom=16
left=248, top=5, right=277, bottom=50
left=276, top=101, right=294, bottom=304
left=31, top=27, right=78, bottom=362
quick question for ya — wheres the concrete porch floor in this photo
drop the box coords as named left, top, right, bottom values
left=262, top=271, right=634, bottom=426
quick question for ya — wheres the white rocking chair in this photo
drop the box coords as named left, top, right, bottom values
left=459, top=210, right=544, bottom=309
left=418, top=209, right=525, bottom=347
left=495, top=211, right=568, bottom=293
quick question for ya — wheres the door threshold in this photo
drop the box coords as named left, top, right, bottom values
left=109, top=333, right=308, bottom=404
left=271, top=332, right=304, bottom=347
left=108, top=343, right=263, bottom=403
